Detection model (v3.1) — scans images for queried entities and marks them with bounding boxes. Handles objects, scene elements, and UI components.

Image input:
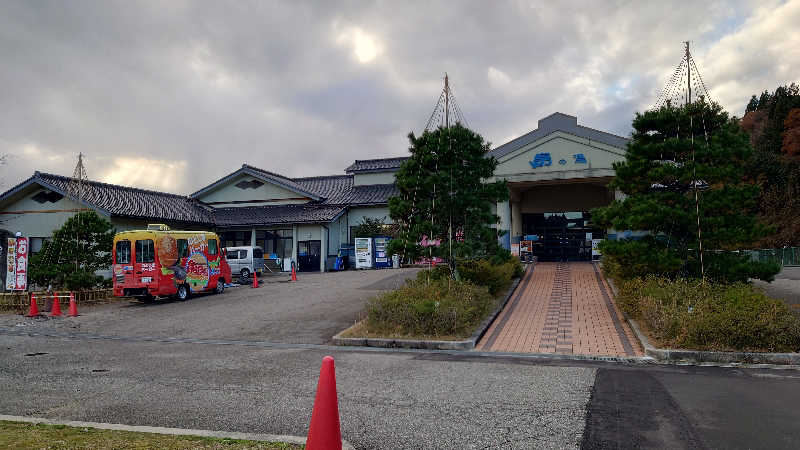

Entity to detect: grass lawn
[0,420,303,449]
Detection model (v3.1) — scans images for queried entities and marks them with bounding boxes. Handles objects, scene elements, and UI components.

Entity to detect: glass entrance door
[522,212,601,262]
[297,240,321,272]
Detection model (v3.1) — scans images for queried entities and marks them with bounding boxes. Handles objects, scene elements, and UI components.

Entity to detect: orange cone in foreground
[306,356,342,450]
[252,271,259,288]
[68,292,79,317]
[26,294,40,317]
[50,292,62,317]
[290,263,297,282]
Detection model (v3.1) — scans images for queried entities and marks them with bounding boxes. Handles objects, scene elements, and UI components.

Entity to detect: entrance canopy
[488,113,629,259]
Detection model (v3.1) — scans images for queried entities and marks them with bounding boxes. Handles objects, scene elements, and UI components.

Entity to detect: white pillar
[497,200,510,249]
[320,224,327,272]
[291,225,298,264]
[250,229,256,247]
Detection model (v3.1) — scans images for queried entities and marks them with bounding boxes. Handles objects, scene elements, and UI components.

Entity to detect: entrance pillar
[320,224,327,272]
[510,189,522,239]
[497,200,511,249]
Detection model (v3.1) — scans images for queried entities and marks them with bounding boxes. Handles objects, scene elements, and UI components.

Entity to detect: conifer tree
[388,124,508,263]
[594,100,779,282]
[28,211,115,289]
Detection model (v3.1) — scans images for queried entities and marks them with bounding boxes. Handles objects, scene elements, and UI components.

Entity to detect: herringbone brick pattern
[476,262,642,357]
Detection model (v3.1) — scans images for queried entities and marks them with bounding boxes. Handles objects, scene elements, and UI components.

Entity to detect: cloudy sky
[1,0,798,194]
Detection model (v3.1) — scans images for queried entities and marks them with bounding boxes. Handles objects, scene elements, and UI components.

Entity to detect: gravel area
[0,269,420,344]
[753,267,800,309]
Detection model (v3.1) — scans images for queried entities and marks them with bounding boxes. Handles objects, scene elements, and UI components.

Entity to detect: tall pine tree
[594,100,779,282]
[388,124,508,264]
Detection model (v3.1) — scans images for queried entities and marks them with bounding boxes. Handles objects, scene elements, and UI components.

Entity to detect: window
[30,237,44,254]
[226,249,238,260]
[220,231,248,247]
[239,249,248,259]
[255,229,292,259]
[115,240,131,264]
[208,239,218,255]
[253,248,264,259]
[177,239,188,259]
[135,240,154,263]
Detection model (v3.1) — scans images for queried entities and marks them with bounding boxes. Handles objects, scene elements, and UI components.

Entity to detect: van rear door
[134,238,157,290]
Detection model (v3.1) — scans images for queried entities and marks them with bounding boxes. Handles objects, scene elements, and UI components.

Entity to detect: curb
[0,414,356,450]
[605,277,800,366]
[332,265,528,350]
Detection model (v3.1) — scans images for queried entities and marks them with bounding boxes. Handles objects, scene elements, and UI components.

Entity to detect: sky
[1,0,798,195]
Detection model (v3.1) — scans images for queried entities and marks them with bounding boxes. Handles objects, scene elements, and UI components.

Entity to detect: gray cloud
[0,0,796,194]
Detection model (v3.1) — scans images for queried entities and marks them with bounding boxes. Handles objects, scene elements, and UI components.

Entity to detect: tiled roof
[293,175,353,203]
[293,175,398,206]
[489,112,630,160]
[1,172,213,224]
[344,157,409,173]
[213,204,346,227]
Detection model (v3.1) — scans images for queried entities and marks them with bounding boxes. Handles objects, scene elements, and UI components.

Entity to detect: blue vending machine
[373,236,392,268]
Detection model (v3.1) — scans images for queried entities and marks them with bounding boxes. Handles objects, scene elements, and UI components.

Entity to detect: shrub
[458,259,519,295]
[366,278,494,337]
[618,276,800,352]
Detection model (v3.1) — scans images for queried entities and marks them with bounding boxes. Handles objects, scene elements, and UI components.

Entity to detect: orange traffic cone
[252,270,259,288]
[50,292,62,317]
[290,263,297,282]
[26,294,40,317]
[306,356,342,450]
[68,292,79,317]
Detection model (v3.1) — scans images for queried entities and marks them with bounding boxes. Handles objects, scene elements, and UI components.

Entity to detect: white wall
[353,171,396,186]
[197,173,311,207]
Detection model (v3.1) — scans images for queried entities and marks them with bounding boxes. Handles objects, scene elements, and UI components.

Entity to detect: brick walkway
[476,262,642,357]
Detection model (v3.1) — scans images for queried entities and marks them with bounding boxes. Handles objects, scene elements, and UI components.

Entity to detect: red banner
[14,237,28,291]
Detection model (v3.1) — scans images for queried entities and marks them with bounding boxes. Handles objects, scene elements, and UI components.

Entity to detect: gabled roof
[190,164,322,201]
[0,172,213,224]
[213,204,346,227]
[489,113,630,160]
[345,157,409,174]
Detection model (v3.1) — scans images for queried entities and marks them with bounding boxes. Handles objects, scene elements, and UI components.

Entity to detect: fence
[0,289,114,314]
[742,247,800,267]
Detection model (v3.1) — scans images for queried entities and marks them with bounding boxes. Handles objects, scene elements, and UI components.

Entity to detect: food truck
[112,224,231,301]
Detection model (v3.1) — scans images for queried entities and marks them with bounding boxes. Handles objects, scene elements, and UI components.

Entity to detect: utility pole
[685,41,691,104]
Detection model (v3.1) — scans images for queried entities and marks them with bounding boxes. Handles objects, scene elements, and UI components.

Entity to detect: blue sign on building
[529,152,552,168]
[573,153,587,164]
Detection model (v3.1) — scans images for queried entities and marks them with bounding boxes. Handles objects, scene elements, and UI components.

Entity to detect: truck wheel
[176,284,189,301]
[240,268,250,279]
[215,279,225,294]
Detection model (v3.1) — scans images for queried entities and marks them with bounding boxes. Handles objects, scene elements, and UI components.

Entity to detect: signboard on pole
[5,237,28,291]
[15,237,28,290]
[5,238,16,291]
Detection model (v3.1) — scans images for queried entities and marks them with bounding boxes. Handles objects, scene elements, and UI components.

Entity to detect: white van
[224,246,265,279]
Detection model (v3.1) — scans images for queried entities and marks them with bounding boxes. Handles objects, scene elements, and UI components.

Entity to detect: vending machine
[354,237,373,269]
[373,236,391,269]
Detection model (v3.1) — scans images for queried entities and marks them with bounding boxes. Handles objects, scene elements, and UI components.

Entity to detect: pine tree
[28,211,116,290]
[388,124,508,264]
[593,100,779,282]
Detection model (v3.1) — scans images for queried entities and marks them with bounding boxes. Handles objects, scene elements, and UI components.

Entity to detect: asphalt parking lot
[0,268,420,344]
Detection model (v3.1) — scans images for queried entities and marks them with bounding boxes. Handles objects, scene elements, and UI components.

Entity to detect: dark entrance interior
[522,212,604,262]
[297,240,321,272]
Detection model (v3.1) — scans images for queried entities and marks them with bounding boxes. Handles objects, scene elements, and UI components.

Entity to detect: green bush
[366,278,494,337]
[458,258,521,295]
[415,258,524,295]
[618,276,800,352]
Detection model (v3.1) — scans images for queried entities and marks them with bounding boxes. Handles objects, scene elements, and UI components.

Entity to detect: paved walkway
[477,262,642,357]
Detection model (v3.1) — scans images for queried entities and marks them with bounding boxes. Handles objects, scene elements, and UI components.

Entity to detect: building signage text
[529,152,588,169]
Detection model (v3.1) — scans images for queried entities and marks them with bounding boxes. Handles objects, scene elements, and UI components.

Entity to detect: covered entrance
[297,240,321,272]
[487,113,630,259]
[523,211,605,262]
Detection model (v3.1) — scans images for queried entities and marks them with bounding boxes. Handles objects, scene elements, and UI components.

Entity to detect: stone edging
[0,414,355,450]
[605,277,800,366]
[332,265,528,350]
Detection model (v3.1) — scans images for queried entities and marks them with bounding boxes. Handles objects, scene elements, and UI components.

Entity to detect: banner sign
[5,237,28,291]
[5,238,16,290]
